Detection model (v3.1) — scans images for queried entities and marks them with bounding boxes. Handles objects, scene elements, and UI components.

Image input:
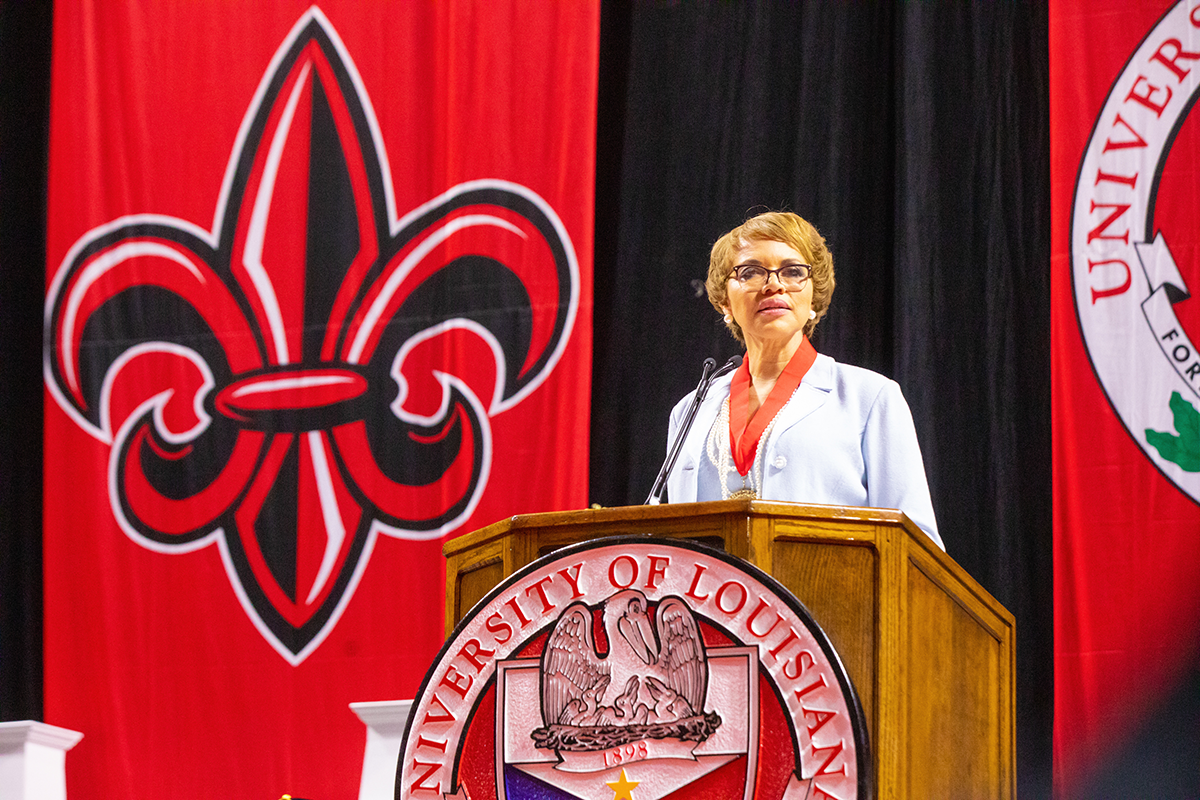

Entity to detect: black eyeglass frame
[730,263,812,288]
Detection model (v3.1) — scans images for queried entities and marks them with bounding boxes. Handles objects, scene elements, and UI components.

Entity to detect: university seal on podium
[395,538,870,800]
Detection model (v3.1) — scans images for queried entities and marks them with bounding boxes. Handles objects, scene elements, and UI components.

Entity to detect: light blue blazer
[666,353,943,549]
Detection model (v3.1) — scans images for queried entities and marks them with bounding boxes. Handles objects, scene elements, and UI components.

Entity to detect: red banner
[1052,0,1200,794]
[43,3,596,795]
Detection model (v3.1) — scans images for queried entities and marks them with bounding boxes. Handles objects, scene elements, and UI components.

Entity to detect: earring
[724,314,732,323]
[809,310,817,320]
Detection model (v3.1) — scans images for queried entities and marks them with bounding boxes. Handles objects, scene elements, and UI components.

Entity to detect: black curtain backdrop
[590,2,1051,797]
[1,1,1055,797]
[0,0,51,725]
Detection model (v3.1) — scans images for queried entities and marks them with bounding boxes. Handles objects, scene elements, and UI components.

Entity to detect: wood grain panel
[906,557,1003,800]
[770,536,879,742]
[455,559,503,625]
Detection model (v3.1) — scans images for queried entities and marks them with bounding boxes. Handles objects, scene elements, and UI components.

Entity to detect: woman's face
[722,238,814,350]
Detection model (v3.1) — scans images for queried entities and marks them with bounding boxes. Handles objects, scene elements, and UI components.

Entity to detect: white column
[350,700,412,800]
[0,721,83,800]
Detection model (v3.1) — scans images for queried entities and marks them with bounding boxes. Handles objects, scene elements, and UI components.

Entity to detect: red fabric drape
[1052,0,1200,794]
[43,2,597,795]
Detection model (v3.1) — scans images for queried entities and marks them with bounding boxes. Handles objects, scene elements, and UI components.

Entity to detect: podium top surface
[446,498,925,553]
[442,499,1007,624]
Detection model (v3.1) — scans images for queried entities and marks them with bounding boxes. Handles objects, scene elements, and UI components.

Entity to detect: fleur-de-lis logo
[43,9,579,663]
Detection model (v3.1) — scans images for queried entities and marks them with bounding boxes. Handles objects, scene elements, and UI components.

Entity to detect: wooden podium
[442,499,1015,799]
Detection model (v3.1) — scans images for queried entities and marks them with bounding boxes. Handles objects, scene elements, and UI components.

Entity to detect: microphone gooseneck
[646,354,742,505]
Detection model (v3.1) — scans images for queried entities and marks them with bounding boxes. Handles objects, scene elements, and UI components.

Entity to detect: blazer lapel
[770,353,834,439]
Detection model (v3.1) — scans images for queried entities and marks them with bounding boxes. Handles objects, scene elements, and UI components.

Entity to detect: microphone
[646,354,742,505]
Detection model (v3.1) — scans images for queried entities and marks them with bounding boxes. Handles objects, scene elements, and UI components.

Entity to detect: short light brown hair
[706,211,835,344]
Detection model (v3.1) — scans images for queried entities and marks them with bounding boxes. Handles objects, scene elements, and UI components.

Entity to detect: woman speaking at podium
[665,211,942,549]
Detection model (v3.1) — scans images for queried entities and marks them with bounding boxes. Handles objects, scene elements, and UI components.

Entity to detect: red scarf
[728,337,818,476]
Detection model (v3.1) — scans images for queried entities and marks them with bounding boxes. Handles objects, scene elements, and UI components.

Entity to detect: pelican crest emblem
[399,539,869,800]
[534,589,721,751]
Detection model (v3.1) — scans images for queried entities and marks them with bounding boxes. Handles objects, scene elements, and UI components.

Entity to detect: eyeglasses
[730,264,811,290]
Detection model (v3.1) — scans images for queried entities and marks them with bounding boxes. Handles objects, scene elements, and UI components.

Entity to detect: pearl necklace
[706,393,792,500]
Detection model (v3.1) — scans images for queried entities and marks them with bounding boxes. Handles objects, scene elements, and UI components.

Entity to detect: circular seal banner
[1072,0,1200,498]
[395,537,870,800]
